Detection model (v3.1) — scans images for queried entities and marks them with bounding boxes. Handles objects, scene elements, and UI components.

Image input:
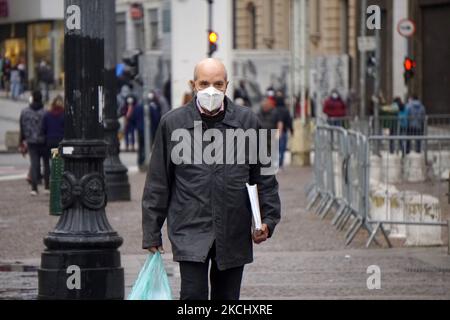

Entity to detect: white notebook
[246,183,263,231]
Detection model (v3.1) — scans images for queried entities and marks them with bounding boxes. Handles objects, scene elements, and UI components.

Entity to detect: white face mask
[197,86,225,113]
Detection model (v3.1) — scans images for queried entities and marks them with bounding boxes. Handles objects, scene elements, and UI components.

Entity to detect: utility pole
[374,28,381,134]
[359,0,368,118]
[38,0,124,299]
[104,0,131,201]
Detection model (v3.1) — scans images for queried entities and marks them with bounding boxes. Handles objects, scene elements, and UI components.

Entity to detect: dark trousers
[179,244,244,301]
[279,132,288,168]
[28,143,50,191]
[137,131,145,167]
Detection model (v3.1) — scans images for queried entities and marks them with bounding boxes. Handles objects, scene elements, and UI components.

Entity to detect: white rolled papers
[246,183,263,231]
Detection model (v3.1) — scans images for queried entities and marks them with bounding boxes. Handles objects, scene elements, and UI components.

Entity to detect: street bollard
[49,148,63,216]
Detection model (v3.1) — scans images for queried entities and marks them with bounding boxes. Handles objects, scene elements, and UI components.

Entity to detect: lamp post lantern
[38,0,124,300]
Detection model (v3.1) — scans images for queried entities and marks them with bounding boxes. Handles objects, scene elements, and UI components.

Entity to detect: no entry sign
[397,19,416,38]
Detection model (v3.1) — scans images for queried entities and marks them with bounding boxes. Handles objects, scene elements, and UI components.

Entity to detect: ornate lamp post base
[38,250,124,300]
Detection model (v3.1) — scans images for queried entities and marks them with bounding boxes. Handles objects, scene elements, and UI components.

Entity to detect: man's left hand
[253,224,269,244]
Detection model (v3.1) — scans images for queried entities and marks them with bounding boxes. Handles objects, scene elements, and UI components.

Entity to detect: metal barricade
[307,125,377,245]
[369,115,450,138]
[363,135,450,252]
[307,123,450,252]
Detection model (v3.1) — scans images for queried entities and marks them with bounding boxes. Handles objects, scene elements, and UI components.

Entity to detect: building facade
[232,0,292,105]
[116,0,171,101]
[0,0,64,88]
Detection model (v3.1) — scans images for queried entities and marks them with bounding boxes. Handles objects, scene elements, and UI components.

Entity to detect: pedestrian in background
[406,95,426,153]
[19,91,49,196]
[148,91,162,142]
[2,58,11,96]
[323,89,347,126]
[274,92,293,170]
[258,97,277,130]
[121,95,137,152]
[10,66,21,100]
[37,61,52,103]
[234,80,252,108]
[395,97,409,155]
[380,97,400,153]
[129,98,145,170]
[42,95,65,158]
[18,61,27,96]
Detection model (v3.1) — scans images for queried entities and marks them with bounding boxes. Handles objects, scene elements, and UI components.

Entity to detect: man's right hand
[148,246,165,254]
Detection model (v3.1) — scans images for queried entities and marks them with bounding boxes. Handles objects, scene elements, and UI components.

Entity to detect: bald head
[190,58,229,97]
[193,58,228,82]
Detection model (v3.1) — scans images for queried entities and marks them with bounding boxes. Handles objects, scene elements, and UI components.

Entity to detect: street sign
[358,36,376,52]
[397,19,416,38]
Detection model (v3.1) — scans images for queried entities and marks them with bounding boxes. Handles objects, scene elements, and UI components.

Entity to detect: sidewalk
[1,166,450,300]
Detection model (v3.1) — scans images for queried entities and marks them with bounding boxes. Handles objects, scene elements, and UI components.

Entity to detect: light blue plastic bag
[128,252,173,300]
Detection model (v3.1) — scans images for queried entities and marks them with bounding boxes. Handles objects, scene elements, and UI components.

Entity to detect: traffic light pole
[38,0,124,300]
[207,0,213,57]
[104,0,131,202]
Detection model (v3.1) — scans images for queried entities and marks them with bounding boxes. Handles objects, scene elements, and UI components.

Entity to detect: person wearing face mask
[142,58,281,301]
[323,89,347,126]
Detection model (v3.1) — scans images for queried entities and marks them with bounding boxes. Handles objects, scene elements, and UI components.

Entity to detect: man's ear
[189,80,195,92]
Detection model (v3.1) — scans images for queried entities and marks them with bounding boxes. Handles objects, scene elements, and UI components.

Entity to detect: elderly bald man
[142,58,281,300]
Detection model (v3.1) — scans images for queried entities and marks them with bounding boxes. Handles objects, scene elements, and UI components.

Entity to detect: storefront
[0,0,64,89]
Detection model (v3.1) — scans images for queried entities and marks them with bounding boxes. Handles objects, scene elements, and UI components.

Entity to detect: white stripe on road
[0,174,27,182]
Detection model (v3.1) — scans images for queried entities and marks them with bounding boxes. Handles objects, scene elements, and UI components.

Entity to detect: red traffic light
[404,57,416,71]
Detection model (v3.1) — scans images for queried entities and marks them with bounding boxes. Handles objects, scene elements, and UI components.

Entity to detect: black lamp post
[104,0,131,202]
[38,0,124,300]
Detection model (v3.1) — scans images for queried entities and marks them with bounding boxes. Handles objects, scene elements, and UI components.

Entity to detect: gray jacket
[20,103,45,145]
[142,97,281,271]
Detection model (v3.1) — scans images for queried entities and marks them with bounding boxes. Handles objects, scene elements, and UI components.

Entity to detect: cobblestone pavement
[1,166,450,300]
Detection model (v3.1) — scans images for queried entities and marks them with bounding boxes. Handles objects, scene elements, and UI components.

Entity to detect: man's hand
[19,142,28,157]
[252,224,270,244]
[148,246,165,254]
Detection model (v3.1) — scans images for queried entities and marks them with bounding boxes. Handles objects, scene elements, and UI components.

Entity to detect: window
[116,12,126,61]
[162,9,171,33]
[247,2,256,49]
[149,9,159,50]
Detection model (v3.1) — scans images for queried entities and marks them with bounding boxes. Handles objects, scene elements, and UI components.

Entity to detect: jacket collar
[183,96,241,129]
